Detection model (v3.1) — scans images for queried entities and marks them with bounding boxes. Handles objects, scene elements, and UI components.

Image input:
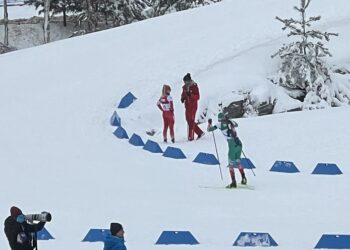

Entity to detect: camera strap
[32,231,38,250]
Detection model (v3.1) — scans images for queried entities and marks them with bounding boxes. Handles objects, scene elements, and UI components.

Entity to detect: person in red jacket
[181,73,204,141]
[157,84,175,143]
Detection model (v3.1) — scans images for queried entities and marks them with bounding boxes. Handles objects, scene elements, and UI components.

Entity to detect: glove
[208,119,212,125]
[181,97,184,103]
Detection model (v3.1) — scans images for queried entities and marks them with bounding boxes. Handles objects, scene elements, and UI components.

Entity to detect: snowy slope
[1,0,350,249]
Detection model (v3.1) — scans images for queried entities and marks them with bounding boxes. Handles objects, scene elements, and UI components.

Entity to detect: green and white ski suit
[207,119,242,167]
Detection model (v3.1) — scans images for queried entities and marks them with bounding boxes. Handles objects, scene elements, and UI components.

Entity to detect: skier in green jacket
[207,112,247,188]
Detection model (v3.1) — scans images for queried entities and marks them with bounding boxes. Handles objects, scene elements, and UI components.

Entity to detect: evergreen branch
[306,30,324,39]
[271,43,296,58]
[293,6,302,12]
[307,15,321,22]
[304,0,311,9]
[276,16,299,26]
[288,31,301,37]
[324,32,338,41]
[315,42,332,57]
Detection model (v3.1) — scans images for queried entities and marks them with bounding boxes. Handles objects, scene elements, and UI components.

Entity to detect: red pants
[163,112,174,140]
[185,108,203,140]
[229,165,245,180]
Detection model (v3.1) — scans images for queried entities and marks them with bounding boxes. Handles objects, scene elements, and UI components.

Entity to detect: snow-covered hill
[1,1,350,249]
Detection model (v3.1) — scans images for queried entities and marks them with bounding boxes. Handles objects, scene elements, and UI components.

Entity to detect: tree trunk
[104,0,108,25]
[301,0,307,56]
[43,0,51,43]
[85,0,92,32]
[63,0,67,27]
[3,0,9,46]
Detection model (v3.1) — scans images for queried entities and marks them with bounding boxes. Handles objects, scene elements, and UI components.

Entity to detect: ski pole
[242,149,256,176]
[212,131,223,180]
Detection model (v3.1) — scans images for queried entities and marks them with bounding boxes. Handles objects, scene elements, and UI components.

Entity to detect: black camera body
[25,212,52,222]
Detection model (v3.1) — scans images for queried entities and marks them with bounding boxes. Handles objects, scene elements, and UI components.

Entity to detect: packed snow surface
[1,0,350,249]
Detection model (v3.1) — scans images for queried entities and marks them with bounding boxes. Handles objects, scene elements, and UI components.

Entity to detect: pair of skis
[199,184,255,190]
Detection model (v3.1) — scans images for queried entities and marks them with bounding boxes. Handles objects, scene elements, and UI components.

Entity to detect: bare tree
[3,0,9,45]
[43,0,51,43]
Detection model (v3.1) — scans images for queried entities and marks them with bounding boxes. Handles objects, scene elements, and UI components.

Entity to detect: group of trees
[21,0,222,34]
[1,0,221,48]
[2,0,350,108]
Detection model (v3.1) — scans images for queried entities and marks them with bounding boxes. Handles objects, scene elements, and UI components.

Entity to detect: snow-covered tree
[114,0,152,24]
[25,0,222,35]
[272,0,350,108]
[96,0,117,25]
[51,0,80,26]
[75,0,118,32]
[25,0,79,26]
[152,0,221,16]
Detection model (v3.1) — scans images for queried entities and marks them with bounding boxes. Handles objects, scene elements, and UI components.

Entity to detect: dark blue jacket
[4,216,45,250]
[103,234,127,250]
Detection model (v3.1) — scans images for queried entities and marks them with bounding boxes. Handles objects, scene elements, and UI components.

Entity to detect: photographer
[4,206,46,250]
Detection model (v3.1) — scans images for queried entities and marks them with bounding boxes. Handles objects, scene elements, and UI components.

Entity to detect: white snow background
[0,4,38,19]
[1,0,350,249]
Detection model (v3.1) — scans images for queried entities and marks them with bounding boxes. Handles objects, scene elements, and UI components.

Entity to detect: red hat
[10,206,23,218]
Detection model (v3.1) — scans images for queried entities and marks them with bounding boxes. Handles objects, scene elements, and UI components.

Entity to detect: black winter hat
[110,223,123,235]
[183,73,192,82]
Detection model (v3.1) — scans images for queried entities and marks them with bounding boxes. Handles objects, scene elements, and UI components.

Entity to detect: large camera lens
[25,212,52,222]
[44,212,52,222]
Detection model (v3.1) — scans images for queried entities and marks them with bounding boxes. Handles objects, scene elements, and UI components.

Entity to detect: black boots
[226,175,247,189]
[226,180,237,188]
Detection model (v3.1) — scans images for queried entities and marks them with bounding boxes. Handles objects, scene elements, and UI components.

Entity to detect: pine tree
[272,0,350,108]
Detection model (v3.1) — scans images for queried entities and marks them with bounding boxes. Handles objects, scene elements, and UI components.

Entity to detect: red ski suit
[181,82,203,140]
[157,95,175,140]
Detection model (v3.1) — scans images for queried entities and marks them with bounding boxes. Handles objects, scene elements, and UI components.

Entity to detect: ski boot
[171,138,175,143]
[241,177,247,185]
[164,138,167,143]
[197,132,205,140]
[226,180,237,189]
